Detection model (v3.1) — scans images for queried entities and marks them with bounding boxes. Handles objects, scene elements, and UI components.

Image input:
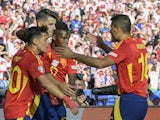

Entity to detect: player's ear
[32,38,39,45]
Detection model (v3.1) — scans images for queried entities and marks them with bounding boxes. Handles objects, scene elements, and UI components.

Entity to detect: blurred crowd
[0,0,160,92]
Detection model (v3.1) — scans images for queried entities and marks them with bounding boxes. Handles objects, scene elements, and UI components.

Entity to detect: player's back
[110,37,148,98]
[4,49,33,119]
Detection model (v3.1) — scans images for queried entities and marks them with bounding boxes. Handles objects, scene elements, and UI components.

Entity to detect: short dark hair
[111,14,131,34]
[56,21,69,31]
[76,73,84,80]
[36,8,60,22]
[16,26,48,45]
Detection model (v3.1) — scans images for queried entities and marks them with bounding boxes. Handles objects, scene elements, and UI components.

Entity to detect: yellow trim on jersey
[114,40,123,49]
[127,63,133,86]
[26,102,32,118]
[30,50,43,65]
[17,76,28,99]
[114,96,122,120]
[48,52,52,58]
[17,117,23,120]
[60,58,67,68]
[117,87,121,94]
[13,56,22,62]
[30,94,41,118]
[136,44,146,49]
[36,55,43,65]
[61,117,66,120]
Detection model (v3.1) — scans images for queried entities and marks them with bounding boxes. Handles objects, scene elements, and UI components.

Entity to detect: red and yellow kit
[43,45,77,104]
[107,37,148,98]
[4,48,46,119]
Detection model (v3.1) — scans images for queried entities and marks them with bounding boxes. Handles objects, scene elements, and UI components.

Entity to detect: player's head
[16,26,48,53]
[36,8,60,37]
[110,14,131,42]
[53,21,70,47]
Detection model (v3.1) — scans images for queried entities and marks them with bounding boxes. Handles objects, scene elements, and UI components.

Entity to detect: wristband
[63,95,77,109]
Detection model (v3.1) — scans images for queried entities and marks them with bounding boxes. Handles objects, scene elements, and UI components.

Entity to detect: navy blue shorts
[48,104,66,120]
[32,93,66,120]
[31,93,51,120]
[111,93,148,120]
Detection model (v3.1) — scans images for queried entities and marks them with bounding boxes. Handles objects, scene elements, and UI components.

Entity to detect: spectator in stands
[74,73,95,106]
[148,77,160,106]
[100,23,109,34]
[70,15,82,33]
[149,57,159,90]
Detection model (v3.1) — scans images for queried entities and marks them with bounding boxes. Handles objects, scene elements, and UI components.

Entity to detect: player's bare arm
[46,73,75,98]
[55,46,115,68]
[37,74,79,115]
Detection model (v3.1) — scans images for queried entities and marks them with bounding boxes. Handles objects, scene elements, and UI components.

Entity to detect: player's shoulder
[12,49,29,62]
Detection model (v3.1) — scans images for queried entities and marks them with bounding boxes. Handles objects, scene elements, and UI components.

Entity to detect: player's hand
[59,83,75,98]
[85,33,104,48]
[63,95,79,115]
[55,46,74,59]
[71,107,79,115]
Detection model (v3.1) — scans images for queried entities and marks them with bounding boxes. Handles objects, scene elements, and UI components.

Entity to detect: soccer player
[34,9,77,120]
[42,21,77,120]
[4,26,78,120]
[55,14,148,120]
[35,8,75,97]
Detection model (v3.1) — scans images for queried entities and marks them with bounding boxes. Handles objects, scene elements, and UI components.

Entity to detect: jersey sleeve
[107,43,126,64]
[41,53,51,73]
[27,55,45,80]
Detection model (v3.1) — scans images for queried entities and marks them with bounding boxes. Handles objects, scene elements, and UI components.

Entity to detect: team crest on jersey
[38,66,45,73]
[51,60,60,67]
[14,56,21,62]
[60,58,67,68]
[108,52,117,57]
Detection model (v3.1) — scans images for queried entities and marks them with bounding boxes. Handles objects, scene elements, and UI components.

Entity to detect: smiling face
[54,30,70,47]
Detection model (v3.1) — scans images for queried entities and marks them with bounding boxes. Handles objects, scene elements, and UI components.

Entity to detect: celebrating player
[55,14,148,120]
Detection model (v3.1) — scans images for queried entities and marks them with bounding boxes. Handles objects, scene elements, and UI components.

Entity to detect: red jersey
[4,49,46,119]
[42,45,77,104]
[107,37,148,98]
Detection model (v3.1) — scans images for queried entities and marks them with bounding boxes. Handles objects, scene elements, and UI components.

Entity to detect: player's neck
[29,46,40,55]
[120,34,131,41]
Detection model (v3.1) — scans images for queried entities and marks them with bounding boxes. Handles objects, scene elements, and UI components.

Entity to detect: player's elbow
[94,60,107,68]
[37,75,51,89]
[95,63,106,69]
[95,58,114,68]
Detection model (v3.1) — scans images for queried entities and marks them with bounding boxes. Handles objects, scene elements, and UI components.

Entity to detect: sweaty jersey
[4,48,46,119]
[107,37,148,98]
[42,45,77,104]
